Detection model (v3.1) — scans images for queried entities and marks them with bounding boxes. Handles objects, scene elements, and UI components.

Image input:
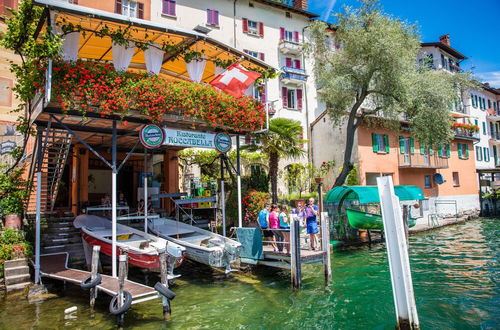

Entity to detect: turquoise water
[0,218,498,329]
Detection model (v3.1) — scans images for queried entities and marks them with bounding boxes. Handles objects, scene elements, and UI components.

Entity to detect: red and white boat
[74,215,185,271]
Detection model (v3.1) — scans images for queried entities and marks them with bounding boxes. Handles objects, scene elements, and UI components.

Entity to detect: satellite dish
[434,173,444,185]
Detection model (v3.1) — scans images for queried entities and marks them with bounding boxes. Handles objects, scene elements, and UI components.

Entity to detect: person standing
[305,198,319,250]
[258,203,276,250]
[279,205,290,254]
[269,204,282,252]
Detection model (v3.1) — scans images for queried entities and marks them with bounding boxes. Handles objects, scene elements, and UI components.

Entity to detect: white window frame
[247,50,259,58]
[122,0,138,18]
[286,88,297,110]
[284,30,294,42]
[247,20,259,35]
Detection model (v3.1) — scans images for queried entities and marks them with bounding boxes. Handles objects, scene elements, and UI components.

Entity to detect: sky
[308,0,500,87]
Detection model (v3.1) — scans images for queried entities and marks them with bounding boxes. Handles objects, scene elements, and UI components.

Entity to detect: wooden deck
[40,253,159,300]
[258,246,325,269]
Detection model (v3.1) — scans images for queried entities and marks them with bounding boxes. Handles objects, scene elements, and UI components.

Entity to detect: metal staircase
[26,127,72,214]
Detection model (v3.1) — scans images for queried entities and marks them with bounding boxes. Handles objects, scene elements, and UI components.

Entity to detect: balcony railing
[280,67,307,85]
[453,127,480,140]
[278,40,302,55]
[490,132,500,141]
[398,153,449,169]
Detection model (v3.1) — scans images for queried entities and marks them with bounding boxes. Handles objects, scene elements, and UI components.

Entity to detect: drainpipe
[233,0,237,47]
[302,25,312,163]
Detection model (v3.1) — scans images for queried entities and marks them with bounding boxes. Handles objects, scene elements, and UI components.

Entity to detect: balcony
[278,40,302,55]
[489,132,500,144]
[398,153,449,169]
[280,67,307,85]
[453,125,480,141]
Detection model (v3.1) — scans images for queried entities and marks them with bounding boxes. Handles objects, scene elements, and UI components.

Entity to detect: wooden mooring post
[90,245,101,309]
[290,217,301,290]
[159,250,171,321]
[321,212,332,285]
[117,251,128,327]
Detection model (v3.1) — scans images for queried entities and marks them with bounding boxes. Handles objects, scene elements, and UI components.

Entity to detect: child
[279,205,290,254]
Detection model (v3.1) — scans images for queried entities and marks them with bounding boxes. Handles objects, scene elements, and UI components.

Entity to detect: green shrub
[0,169,28,218]
[0,228,33,278]
[242,170,269,192]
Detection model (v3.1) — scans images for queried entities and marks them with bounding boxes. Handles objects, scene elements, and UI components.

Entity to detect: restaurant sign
[163,128,232,153]
[139,124,164,149]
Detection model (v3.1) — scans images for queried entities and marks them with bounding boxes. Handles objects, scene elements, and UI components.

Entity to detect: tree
[305,0,477,187]
[253,118,306,203]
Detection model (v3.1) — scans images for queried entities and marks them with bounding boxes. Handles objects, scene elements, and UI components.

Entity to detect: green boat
[346,208,417,230]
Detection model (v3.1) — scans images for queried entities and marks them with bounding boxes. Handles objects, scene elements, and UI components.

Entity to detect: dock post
[159,250,171,320]
[117,251,128,326]
[321,212,332,285]
[90,245,101,309]
[290,217,301,290]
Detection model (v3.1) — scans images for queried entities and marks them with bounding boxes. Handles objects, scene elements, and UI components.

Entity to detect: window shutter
[483,122,486,135]
[285,57,292,67]
[384,134,390,153]
[420,142,425,155]
[162,0,168,14]
[457,143,462,158]
[138,2,144,19]
[259,53,265,61]
[207,9,213,24]
[438,144,443,157]
[297,89,303,110]
[260,84,266,103]
[280,27,285,40]
[372,133,379,152]
[429,145,434,155]
[170,1,176,16]
[294,59,301,69]
[115,0,123,14]
[410,137,415,154]
[242,18,248,33]
[258,22,264,37]
[293,31,299,42]
[483,147,487,161]
[465,144,469,158]
[399,136,405,154]
[446,144,451,158]
[476,146,482,161]
[214,10,219,26]
[282,87,288,108]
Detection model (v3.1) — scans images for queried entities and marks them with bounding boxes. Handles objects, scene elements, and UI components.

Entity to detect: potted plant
[0,169,27,230]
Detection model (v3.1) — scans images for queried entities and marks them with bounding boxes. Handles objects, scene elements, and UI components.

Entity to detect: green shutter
[429,145,434,155]
[465,144,469,158]
[438,144,443,157]
[372,133,379,152]
[410,137,414,154]
[446,144,451,158]
[384,134,390,153]
[420,141,425,155]
[483,122,487,135]
[458,143,462,158]
[484,147,487,161]
[399,136,405,154]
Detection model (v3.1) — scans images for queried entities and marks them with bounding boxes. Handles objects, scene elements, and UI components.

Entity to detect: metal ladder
[26,128,72,214]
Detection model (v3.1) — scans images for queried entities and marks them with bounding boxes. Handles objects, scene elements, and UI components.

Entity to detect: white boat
[74,215,185,272]
[148,218,241,271]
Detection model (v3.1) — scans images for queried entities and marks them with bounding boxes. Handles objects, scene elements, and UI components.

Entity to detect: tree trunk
[269,152,279,203]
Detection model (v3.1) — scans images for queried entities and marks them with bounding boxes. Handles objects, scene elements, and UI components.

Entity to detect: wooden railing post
[290,216,301,290]
[159,249,171,320]
[90,245,101,309]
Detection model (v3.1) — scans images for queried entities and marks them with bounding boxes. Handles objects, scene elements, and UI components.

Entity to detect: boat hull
[346,208,416,230]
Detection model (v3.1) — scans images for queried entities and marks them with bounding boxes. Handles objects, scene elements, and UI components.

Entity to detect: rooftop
[420,42,467,60]
[253,0,319,18]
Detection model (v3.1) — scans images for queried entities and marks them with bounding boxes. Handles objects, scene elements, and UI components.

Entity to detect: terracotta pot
[4,214,22,230]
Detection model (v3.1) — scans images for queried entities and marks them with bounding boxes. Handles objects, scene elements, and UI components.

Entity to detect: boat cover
[235,228,264,263]
[325,185,424,205]
[74,214,112,229]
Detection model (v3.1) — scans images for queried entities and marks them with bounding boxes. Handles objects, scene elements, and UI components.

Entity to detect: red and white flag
[210,63,261,98]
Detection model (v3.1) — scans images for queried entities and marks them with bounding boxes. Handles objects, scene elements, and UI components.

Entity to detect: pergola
[31,0,275,281]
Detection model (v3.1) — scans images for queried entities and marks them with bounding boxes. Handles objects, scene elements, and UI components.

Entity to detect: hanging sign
[163,128,232,153]
[139,124,164,149]
[214,133,232,153]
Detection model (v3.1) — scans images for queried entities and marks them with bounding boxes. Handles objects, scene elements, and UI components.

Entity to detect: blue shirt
[258,209,269,228]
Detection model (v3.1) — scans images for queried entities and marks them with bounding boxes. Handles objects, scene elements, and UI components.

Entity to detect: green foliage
[0,228,33,278]
[0,168,28,217]
[282,161,335,197]
[242,170,269,192]
[346,164,359,186]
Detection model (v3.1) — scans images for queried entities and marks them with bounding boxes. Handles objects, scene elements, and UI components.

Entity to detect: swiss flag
[210,63,261,98]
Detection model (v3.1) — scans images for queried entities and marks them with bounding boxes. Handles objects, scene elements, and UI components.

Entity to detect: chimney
[439,34,450,46]
[293,0,308,10]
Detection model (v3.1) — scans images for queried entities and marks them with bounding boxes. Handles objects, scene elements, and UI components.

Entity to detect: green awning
[325,185,424,204]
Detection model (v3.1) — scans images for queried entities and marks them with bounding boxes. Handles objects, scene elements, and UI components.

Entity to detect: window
[280,28,300,43]
[419,54,434,69]
[452,172,460,186]
[243,49,265,61]
[284,57,301,69]
[282,87,302,110]
[483,122,487,135]
[243,19,263,36]
[488,99,492,109]
[116,0,144,19]
[484,147,490,162]
[424,175,432,189]
[372,133,390,154]
[250,164,263,175]
[207,9,219,26]
[162,0,176,16]
[457,143,469,159]
[476,146,482,161]
[475,95,479,108]
[494,146,499,166]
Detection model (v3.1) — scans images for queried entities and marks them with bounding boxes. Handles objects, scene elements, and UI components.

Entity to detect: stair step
[5,273,31,286]
[3,258,28,268]
[6,281,31,293]
[4,265,30,277]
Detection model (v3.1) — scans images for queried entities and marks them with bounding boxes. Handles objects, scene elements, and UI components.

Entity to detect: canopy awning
[325,185,424,204]
[34,0,276,82]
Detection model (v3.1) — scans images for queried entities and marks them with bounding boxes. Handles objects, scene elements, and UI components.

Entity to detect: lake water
[0,218,498,329]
